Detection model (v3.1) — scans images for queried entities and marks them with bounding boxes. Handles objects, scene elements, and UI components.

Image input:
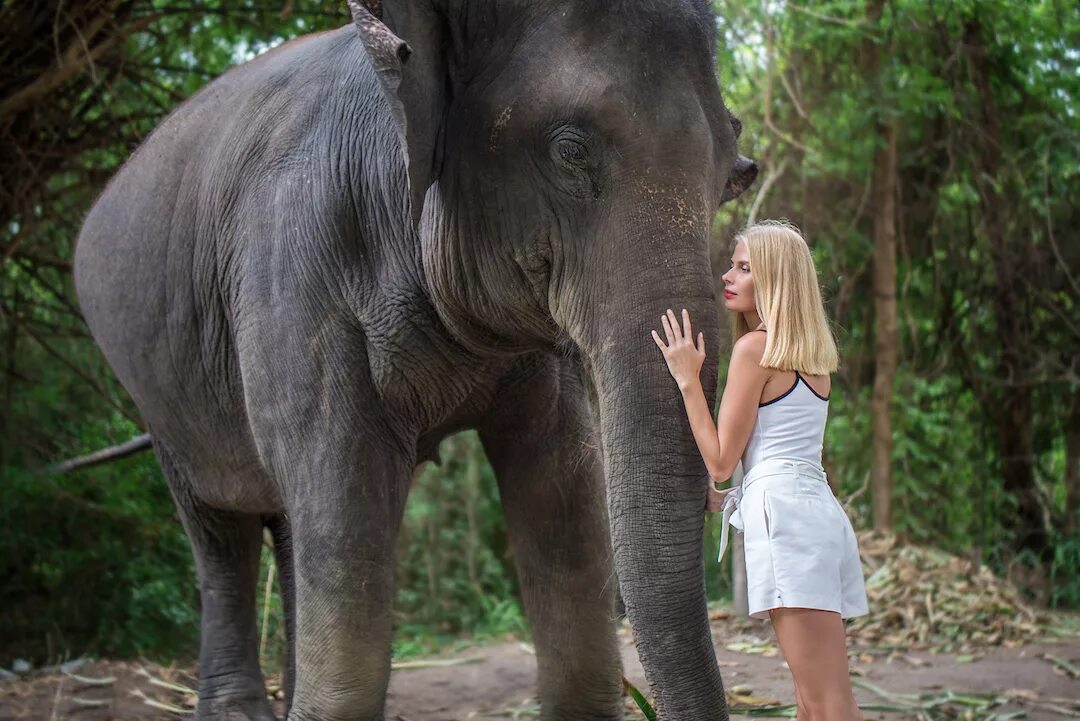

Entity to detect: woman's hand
[650,308,705,390]
[706,483,737,513]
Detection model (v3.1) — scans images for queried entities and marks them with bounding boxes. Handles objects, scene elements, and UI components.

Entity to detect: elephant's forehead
[525,4,715,90]
[547,0,717,57]
[470,30,712,136]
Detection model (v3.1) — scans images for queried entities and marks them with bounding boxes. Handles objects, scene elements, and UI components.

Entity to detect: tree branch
[45,432,152,474]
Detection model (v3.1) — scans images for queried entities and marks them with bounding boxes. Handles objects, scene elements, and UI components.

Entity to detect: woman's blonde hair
[730,220,839,375]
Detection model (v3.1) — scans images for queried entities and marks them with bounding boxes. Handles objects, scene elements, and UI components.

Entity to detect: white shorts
[718,458,869,621]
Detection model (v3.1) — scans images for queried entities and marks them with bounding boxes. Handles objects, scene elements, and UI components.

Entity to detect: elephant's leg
[478,358,624,721]
[154,444,273,721]
[282,438,413,721]
[266,514,296,714]
[236,307,419,720]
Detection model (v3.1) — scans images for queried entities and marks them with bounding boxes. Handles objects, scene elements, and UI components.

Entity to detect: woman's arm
[652,309,769,484]
[715,336,770,480]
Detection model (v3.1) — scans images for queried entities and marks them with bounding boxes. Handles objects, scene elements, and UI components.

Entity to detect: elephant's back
[74,23,387,347]
[77,23,378,252]
[74,23,381,306]
[72,24,390,494]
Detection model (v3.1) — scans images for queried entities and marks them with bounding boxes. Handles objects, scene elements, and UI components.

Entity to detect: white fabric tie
[716,485,744,563]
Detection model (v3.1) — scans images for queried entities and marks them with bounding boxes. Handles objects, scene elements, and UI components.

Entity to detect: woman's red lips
[723,290,736,298]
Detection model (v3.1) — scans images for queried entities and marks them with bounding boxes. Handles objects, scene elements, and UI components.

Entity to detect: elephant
[72,0,757,719]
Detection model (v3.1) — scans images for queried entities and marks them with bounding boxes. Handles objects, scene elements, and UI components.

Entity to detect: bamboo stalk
[62,671,116,685]
[70,697,110,708]
[258,556,277,667]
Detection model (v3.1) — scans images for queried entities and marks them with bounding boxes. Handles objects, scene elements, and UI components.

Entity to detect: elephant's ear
[348,0,447,230]
[720,155,758,204]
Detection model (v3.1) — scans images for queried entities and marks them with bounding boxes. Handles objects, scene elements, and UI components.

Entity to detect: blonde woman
[651,220,869,721]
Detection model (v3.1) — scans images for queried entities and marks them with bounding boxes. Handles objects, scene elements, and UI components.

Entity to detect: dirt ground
[3,611,1078,721]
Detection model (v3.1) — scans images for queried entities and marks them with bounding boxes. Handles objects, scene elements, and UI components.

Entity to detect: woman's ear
[348,0,448,230]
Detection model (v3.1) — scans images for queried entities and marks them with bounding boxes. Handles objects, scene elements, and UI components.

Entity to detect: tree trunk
[964,18,1048,559]
[870,121,898,532]
[2,285,17,470]
[1064,387,1080,534]
[864,0,897,531]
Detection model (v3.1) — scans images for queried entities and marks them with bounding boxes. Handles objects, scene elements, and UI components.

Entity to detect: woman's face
[721,239,756,314]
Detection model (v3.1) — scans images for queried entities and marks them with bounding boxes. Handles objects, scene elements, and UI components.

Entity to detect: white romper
[716,360,869,621]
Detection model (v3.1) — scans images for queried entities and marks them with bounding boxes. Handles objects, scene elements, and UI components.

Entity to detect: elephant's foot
[540,701,624,721]
[285,703,385,721]
[196,688,277,721]
[196,682,276,721]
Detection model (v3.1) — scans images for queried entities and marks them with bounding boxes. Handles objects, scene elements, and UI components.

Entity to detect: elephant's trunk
[581,272,728,719]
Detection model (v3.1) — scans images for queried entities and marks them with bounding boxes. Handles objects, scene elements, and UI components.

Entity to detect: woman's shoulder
[732,330,768,367]
[733,329,768,356]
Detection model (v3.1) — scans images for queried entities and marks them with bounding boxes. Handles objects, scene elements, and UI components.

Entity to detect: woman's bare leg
[769,608,863,721]
[792,675,807,720]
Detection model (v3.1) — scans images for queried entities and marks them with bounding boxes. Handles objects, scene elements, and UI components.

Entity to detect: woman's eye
[557,138,588,164]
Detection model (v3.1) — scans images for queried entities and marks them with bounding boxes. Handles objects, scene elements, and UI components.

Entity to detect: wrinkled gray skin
[73,1,757,719]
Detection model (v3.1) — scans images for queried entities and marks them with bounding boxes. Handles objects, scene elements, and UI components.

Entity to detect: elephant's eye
[543,126,598,200]
[556,138,588,165]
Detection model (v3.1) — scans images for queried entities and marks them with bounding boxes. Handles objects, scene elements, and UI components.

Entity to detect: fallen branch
[45,433,152,474]
[390,657,484,670]
[1043,654,1080,679]
[48,677,64,721]
[852,678,1028,720]
[130,688,192,715]
[62,670,116,686]
[135,666,196,696]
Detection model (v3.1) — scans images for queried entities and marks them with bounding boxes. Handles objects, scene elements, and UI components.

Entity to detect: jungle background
[1,0,1077,708]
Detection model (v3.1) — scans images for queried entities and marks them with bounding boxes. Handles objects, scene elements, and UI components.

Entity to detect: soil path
[3,614,1077,720]
[383,616,1078,721]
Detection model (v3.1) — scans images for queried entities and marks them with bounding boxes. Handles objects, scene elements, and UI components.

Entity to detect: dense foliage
[705,0,1079,602]
[2,0,1077,665]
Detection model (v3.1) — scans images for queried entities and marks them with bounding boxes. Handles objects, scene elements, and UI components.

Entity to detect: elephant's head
[351,0,756,716]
